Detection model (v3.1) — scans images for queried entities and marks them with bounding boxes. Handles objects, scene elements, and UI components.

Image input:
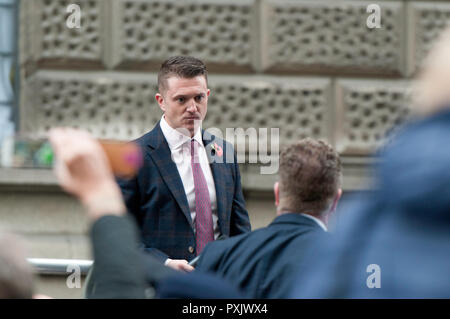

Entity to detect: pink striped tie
[191,139,214,255]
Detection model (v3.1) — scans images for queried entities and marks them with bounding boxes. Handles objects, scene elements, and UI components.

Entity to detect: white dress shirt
[159,115,220,242]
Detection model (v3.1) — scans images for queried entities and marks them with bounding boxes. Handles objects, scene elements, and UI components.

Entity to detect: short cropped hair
[279,138,342,215]
[157,56,208,93]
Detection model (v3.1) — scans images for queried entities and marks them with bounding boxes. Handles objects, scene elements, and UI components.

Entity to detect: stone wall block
[20,0,106,72]
[335,79,411,155]
[204,75,333,151]
[262,0,405,76]
[0,191,89,234]
[24,234,91,259]
[110,0,257,71]
[21,71,162,140]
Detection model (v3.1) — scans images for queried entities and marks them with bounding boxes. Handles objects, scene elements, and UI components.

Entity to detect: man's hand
[48,128,126,221]
[165,259,195,272]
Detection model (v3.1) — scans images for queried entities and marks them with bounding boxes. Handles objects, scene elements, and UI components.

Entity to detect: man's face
[155,75,210,136]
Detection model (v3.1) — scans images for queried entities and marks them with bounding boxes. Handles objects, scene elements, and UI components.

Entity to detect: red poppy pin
[211,142,223,157]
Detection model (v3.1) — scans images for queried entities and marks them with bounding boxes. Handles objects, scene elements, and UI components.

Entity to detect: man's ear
[330,188,342,213]
[207,89,210,97]
[155,93,165,112]
[274,182,280,207]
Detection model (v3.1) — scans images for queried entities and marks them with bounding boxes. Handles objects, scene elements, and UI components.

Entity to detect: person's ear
[207,89,210,97]
[330,188,342,213]
[155,93,165,112]
[274,182,280,207]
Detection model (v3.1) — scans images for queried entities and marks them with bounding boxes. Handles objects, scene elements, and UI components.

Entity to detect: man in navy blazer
[195,138,342,298]
[118,56,251,271]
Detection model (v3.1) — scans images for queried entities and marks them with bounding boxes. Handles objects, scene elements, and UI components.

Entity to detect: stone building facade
[0,0,449,297]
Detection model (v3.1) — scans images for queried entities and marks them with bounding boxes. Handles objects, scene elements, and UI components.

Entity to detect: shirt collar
[299,213,328,232]
[160,115,203,150]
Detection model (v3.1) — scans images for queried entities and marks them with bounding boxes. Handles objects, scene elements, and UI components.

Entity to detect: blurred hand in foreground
[49,128,125,221]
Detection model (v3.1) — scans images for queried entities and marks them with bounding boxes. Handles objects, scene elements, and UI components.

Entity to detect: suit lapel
[146,123,192,226]
[203,131,229,234]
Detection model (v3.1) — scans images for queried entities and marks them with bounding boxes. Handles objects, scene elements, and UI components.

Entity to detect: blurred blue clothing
[196,213,326,298]
[291,109,450,298]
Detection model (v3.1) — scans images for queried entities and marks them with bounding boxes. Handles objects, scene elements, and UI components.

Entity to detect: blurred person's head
[274,138,342,225]
[413,26,450,117]
[155,56,210,137]
[0,232,34,299]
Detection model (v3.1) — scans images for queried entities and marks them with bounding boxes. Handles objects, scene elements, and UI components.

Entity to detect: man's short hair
[279,138,342,215]
[0,232,34,299]
[157,56,208,93]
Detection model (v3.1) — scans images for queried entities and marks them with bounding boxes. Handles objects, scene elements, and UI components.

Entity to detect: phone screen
[1,136,53,168]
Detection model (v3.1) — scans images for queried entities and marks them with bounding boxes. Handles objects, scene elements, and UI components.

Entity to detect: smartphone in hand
[1,136,143,178]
